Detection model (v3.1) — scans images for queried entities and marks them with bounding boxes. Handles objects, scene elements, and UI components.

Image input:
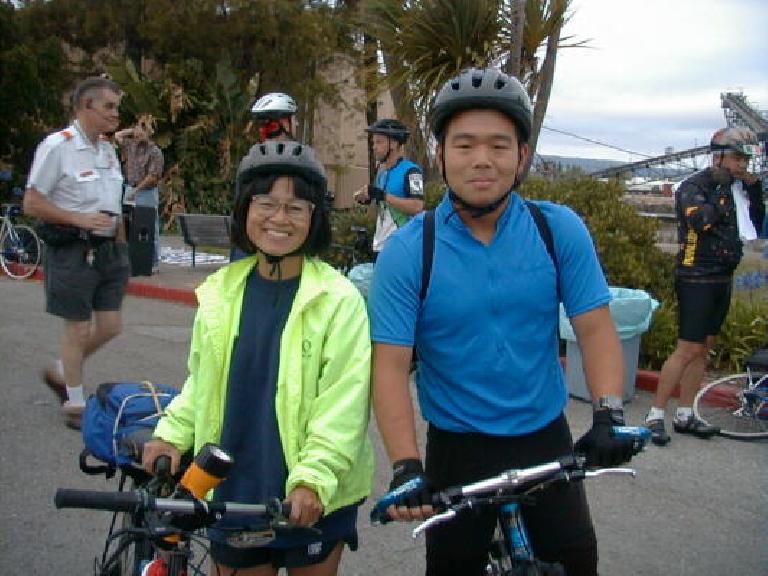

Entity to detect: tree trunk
[363,33,378,184]
[523,16,562,179]
[382,51,431,177]
[502,0,526,78]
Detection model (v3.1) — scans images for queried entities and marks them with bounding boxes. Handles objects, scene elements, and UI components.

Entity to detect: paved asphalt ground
[0,238,766,575]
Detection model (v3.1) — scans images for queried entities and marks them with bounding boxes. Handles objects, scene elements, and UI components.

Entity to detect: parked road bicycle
[57,439,297,576]
[371,426,651,576]
[0,176,40,280]
[694,347,768,440]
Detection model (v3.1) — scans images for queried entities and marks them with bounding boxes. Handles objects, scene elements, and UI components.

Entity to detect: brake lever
[412,509,457,538]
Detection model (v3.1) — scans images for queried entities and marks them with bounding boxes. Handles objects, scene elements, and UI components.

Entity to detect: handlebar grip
[154,455,172,477]
[370,477,426,525]
[54,489,141,512]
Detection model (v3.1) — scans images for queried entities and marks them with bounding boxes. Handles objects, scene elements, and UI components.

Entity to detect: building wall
[312,53,395,209]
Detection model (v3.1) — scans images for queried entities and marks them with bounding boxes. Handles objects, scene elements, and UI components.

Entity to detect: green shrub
[521,177,679,370]
[710,300,768,372]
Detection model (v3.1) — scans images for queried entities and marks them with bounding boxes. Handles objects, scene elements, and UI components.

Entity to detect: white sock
[646,407,665,422]
[676,407,693,421]
[65,386,85,406]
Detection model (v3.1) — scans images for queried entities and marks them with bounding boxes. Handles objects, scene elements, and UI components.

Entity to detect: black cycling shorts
[424,414,597,576]
[675,277,732,343]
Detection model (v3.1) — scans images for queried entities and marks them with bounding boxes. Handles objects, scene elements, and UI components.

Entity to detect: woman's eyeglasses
[251,196,314,221]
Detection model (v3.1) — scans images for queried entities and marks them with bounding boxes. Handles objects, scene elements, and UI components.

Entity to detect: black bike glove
[368,185,386,202]
[389,458,432,508]
[574,409,634,467]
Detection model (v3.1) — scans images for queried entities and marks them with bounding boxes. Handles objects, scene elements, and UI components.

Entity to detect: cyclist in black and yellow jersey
[646,127,765,445]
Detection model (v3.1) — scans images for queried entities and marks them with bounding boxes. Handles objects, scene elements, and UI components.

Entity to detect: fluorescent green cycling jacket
[154,256,374,513]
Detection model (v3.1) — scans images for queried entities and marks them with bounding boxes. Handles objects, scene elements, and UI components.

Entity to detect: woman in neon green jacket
[143,141,374,576]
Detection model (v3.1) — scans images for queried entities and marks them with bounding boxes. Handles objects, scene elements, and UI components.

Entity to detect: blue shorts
[209,503,359,570]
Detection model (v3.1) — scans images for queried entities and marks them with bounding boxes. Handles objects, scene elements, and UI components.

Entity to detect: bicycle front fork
[487,501,534,575]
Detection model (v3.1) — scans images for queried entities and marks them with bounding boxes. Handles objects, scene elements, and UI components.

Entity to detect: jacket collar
[196,255,329,310]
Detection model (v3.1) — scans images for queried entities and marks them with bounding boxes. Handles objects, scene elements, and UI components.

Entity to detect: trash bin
[559,287,659,402]
[347,262,374,301]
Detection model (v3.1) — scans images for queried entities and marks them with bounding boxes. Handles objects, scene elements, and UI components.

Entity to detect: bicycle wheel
[115,507,154,576]
[0,224,40,279]
[694,373,768,440]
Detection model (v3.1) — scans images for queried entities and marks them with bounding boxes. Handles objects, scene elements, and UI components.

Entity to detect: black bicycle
[371,427,650,576]
[57,440,298,576]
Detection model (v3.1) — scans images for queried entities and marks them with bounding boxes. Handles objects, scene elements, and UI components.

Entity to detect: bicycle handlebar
[56,489,142,513]
[407,457,637,539]
[55,488,292,523]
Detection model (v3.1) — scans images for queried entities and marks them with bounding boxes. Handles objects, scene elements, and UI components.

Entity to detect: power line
[541,124,654,159]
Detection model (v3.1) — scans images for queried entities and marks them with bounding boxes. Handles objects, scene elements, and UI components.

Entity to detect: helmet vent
[276,142,285,154]
[494,77,507,90]
[292,145,303,156]
[471,73,483,88]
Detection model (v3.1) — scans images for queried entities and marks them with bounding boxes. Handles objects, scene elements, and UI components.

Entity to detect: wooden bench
[176,213,231,267]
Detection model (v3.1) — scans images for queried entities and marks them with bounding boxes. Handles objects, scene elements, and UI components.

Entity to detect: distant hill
[536,155,623,174]
[535,155,692,179]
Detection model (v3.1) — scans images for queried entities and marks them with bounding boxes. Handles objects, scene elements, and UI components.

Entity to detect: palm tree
[362,0,586,174]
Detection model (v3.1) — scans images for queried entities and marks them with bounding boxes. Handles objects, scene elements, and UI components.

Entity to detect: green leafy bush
[710,300,768,372]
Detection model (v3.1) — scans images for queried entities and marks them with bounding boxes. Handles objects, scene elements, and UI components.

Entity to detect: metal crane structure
[589,91,767,179]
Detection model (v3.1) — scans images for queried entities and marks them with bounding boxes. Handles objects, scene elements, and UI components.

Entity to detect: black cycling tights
[424,415,598,576]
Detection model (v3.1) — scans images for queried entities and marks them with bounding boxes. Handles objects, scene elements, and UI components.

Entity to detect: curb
[126,280,198,306]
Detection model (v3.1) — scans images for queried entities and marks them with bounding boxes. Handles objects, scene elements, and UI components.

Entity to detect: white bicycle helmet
[250,92,298,120]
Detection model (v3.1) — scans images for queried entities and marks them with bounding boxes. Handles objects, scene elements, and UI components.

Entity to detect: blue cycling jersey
[368,192,611,435]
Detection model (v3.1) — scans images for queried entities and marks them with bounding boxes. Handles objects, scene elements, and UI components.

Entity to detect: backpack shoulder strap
[525,200,561,301]
[420,209,436,302]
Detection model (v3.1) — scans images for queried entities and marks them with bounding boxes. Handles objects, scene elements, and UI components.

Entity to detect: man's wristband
[595,395,625,425]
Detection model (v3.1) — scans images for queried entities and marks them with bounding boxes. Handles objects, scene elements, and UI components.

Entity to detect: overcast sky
[536,0,767,161]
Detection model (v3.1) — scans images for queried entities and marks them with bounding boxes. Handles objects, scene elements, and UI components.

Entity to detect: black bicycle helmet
[365,118,410,143]
[430,68,533,142]
[236,140,326,190]
[710,127,760,156]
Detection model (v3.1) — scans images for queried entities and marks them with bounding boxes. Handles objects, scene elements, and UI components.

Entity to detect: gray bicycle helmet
[710,127,760,156]
[250,92,298,120]
[365,118,410,143]
[237,140,326,189]
[430,68,533,142]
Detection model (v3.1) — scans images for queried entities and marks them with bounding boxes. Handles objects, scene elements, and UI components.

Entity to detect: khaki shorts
[44,240,130,321]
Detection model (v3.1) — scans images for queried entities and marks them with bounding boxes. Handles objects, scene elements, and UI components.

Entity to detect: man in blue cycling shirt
[354,119,424,255]
[368,68,636,576]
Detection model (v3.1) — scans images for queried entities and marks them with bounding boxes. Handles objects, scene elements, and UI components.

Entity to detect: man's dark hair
[231,173,331,256]
[71,77,121,110]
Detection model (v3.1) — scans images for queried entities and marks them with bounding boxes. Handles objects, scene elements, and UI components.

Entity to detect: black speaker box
[128,206,155,276]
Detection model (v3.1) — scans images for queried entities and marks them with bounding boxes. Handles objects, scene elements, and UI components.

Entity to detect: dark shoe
[42,367,68,405]
[62,403,83,431]
[647,419,671,446]
[673,415,719,439]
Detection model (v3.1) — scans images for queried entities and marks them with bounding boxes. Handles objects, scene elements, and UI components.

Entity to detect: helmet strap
[448,188,512,218]
[259,119,293,142]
